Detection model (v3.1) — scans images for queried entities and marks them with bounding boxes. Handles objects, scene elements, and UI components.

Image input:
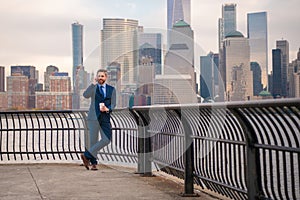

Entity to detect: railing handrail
[133,98,300,109]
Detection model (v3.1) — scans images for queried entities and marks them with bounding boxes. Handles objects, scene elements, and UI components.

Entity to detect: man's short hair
[97,69,108,76]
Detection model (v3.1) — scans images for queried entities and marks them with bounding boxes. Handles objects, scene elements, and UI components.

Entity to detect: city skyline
[0,0,299,83]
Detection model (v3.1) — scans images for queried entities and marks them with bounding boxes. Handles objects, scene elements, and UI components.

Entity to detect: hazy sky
[0,0,299,82]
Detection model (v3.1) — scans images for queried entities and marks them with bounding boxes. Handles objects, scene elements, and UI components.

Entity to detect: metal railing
[0,109,138,163]
[0,99,299,200]
[133,99,300,200]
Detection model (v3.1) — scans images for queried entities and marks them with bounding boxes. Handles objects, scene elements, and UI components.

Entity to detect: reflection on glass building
[218,3,237,49]
[247,12,268,90]
[167,0,191,30]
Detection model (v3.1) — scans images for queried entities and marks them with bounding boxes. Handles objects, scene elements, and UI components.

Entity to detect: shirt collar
[98,83,106,88]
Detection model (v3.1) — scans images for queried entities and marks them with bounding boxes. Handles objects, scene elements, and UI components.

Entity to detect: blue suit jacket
[83,83,116,121]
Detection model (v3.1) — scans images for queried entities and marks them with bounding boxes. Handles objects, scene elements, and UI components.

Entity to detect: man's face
[97,72,107,85]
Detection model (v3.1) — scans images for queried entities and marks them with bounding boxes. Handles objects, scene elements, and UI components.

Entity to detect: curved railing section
[100,109,138,164]
[133,99,300,200]
[0,109,138,164]
[0,110,87,161]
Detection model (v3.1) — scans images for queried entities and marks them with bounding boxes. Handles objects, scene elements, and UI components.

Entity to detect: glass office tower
[247,12,268,90]
[272,49,282,97]
[101,18,139,92]
[276,40,289,97]
[72,22,83,109]
[167,0,191,30]
[72,22,83,83]
[218,4,237,49]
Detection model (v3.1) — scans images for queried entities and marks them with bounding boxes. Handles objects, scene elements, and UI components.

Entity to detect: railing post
[176,109,198,197]
[130,109,152,176]
[231,108,263,200]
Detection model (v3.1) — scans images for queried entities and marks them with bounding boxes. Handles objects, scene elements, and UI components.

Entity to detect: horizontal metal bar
[1,151,83,155]
[254,143,300,153]
[133,98,300,110]
[148,130,184,137]
[192,136,246,145]
[194,173,247,194]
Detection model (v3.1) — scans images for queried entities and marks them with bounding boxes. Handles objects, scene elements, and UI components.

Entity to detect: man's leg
[88,120,100,149]
[88,121,111,160]
[82,120,100,168]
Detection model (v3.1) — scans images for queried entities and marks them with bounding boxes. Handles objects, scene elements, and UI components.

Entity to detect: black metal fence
[0,109,138,163]
[0,99,299,200]
[133,99,300,200]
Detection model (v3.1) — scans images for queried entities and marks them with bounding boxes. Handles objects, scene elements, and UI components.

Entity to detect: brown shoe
[91,164,98,171]
[80,154,90,170]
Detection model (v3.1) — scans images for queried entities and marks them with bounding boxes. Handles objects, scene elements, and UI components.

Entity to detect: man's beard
[98,79,105,84]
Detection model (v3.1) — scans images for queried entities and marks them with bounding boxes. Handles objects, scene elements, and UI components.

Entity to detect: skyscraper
[167,0,191,30]
[250,62,263,96]
[218,4,237,49]
[200,53,215,100]
[72,22,83,84]
[154,20,197,104]
[72,22,83,109]
[272,49,282,97]
[138,32,162,75]
[136,29,162,106]
[218,4,237,101]
[276,40,289,97]
[101,18,139,92]
[221,31,253,101]
[165,20,195,87]
[0,66,4,92]
[247,12,268,90]
[288,48,300,97]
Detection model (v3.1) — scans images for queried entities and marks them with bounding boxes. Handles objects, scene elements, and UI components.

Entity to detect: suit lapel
[105,85,111,98]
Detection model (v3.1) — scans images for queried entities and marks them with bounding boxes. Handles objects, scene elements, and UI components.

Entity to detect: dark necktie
[95,86,101,118]
[100,86,105,98]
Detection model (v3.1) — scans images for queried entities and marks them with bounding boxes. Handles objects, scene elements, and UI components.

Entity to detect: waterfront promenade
[1,99,299,199]
[0,163,221,200]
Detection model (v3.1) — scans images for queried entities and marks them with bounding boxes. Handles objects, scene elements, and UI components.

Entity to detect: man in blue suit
[81,69,116,170]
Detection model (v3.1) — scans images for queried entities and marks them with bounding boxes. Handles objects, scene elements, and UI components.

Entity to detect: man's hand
[100,105,109,112]
[92,77,97,85]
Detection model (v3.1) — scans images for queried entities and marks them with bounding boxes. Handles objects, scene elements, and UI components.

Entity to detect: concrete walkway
[0,163,223,200]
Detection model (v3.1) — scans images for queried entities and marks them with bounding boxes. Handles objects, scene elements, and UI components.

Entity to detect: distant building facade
[44,65,59,91]
[153,74,195,104]
[247,12,268,90]
[200,53,215,100]
[138,32,162,75]
[294,72,300,98]
[276,40,289,97]
[6,76,29,109]
[288,48,300,97]
[0,92,7,110]
[272,49,282,98]
[165,20,196,92]
[250,62,263,96]
[0,66,4,92]
[218,3,237,49]
[10,65,37,109]
[221,31,253,101]
[101,18,139,93]
[106,62,122,108]
[167,0,191,30]
[72,22,84,109]
[36,74,72,110]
